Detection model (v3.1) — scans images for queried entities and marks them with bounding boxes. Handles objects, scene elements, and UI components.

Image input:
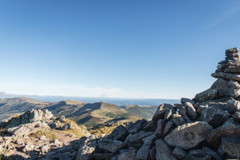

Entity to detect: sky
[0,0,240,99]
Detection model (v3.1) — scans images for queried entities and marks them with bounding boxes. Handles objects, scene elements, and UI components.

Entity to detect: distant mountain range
[0,92,179,106]
[0,97,160,128]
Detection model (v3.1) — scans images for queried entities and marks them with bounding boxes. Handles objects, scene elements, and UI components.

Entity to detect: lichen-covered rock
[193,89,218,103]
[76,136,97,160]
[164,121,213,150]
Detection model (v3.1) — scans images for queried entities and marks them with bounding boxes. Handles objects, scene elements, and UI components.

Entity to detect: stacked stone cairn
[76,48,240,160]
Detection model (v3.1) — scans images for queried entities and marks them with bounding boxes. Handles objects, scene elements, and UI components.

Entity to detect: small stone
[41,144,49,154]
[143,121,157,131]
[162,120,174,136]
[152,104,174,121]
[233,111,240,122]
[155,119,165,137]
[212,72,240,82]
[172,114,185,126]
[185,149,211,160]
[172,147,187,159]
[202,147,221,160]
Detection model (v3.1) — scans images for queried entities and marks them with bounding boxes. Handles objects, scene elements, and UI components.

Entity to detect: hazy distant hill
[120,105,158,120]
[0,97,50,121]
[0,97,159,128]
[47,102,141,128]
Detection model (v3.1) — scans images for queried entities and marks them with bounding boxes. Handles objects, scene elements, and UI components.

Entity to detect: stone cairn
[76,48,240,160]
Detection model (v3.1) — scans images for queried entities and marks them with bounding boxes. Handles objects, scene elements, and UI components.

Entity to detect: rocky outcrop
[74,48,240,160]
[0,109,89,160]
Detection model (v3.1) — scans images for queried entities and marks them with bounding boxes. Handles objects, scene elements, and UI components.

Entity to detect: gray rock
[92,153,114,160]
[177,105,192,123]
[164,121,213,150]
[107,125,128,141]
[211,78,240,98]
[212,72,240,81]
[149,146,156,160]
[136,142,151,160]
[6,109,54,128]
[218,137,240,158]
[224,66,240,73]
[172,114,185,126]
[202,147,221,160]
[143,121,157,131]
[162,120,174,136]
[172,147,186,159]
[200,106,230,128]
[125,131,154,143]
[181,98,194,105]
[193,89,218,103]
[207,119,240,147]
[58,123,72,130]
[184,102,197,119]
[152,104,174,121]
[98,139,123,153]
[118,149,136,160]
[127,119,147,133]
[233,111,240,122]
[76,136,97,160]
[185,149,211,160]
[155,119,165,137]
[155,139,176,160]
[41,144,49,154]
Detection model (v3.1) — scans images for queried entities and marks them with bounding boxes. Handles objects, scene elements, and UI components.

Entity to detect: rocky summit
[1,48,240,160]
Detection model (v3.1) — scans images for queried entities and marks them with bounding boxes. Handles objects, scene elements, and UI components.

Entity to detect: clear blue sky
[0,0,240,99]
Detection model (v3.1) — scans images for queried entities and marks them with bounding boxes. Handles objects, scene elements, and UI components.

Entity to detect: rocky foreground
[1,48,240,160]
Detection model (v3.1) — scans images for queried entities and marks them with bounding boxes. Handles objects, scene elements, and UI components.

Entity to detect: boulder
[212,72,240,82]
[164,121,213,150]
[107,125,128,141]
[98,139,123,153]
[218,137,240,158]
[193,89,218,103]
[155,139,176,160]
[143,121,157,131]
[127,119,147,133]
[184,102,197,119]
[200,106,230,128]
[211,78,240,98]
[207,119,240,147]
[152,104,174,121]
